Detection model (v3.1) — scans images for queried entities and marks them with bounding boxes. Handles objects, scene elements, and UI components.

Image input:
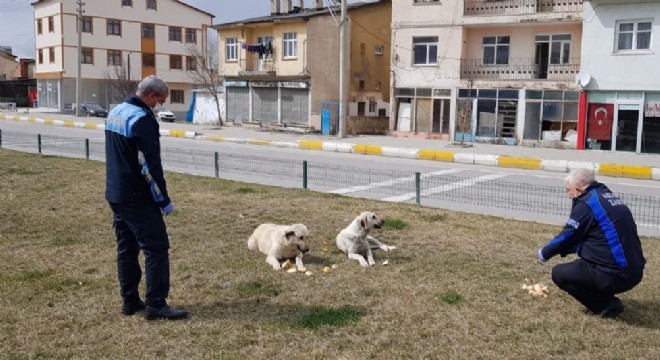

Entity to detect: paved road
[2,120,659,237]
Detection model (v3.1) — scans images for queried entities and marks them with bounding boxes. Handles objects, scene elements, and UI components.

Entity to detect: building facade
[32,0,213,118]
[578,0,660,154]
[216,0,391,132]
[391,0,583,146]
[0,47,17,81]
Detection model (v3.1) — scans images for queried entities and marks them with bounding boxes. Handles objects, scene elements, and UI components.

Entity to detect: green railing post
[214,151,219,178]
[38,134,42,154]
[303,160,308,189]
[415,172,421,205]
[85,139,90,160]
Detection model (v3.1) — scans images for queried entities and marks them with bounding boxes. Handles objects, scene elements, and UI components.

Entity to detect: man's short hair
[136,75,169,97]
[565,168,596,187]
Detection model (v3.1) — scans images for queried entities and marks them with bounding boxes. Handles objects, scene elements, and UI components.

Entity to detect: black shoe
[144,305,188,321]
[598,298,624,319]
[122,299,146,316]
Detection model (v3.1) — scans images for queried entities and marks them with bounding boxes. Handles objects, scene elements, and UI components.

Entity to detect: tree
[103,64,137,104]
[185,37,223,126]
[456,79,474,146]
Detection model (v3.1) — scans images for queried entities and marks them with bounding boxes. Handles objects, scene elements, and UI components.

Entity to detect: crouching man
[537,168,645,318]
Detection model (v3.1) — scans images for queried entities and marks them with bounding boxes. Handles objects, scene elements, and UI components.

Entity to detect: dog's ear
[284,230,295,239]
[360,218,366,229]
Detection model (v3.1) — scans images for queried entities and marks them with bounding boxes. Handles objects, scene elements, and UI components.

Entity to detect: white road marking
[328,168,463,195]
[382,173,510,203]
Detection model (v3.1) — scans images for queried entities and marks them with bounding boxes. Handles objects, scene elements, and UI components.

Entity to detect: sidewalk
[2,110,660,181]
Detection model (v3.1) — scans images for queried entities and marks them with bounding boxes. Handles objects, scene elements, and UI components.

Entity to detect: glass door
[614,104,641,152]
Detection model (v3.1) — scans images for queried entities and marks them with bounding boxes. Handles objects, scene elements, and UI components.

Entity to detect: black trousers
[109,201,170,308]
[552,259,643,313]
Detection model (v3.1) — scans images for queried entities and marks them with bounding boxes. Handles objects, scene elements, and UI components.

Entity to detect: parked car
[156,108,176,122]
[81,102,108,117]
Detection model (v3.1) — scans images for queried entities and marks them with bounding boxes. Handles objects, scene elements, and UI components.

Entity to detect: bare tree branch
[185,39,224,126]
[103,65,138,104]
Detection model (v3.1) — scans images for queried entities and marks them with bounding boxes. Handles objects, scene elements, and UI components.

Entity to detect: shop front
[584,92,660,154]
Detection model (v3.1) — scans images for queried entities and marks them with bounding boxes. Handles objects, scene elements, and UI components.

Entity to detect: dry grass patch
[1,148,660,359]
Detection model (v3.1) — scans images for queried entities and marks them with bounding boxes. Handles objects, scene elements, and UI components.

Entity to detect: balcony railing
[464,0,583,16]
[239,58,276,76]
[461,58,580,81]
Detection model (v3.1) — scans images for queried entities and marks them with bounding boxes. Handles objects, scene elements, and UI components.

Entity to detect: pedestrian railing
[1,129,658,231]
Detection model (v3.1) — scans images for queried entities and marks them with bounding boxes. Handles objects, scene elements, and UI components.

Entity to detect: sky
[0,0,353,59]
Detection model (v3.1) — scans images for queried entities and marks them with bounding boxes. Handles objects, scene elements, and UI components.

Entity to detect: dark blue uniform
[105,95,172,309]
[540,182,645,315]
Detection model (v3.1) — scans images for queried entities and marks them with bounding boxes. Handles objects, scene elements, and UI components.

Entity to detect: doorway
[432,98,450,135]
[615,105,641,152]
[535,43,549,80]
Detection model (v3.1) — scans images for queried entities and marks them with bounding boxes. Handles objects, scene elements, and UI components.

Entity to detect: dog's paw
[297,266,307,272]
[368,259,376,266]
[381,245,396,251]
[359,260,369,268]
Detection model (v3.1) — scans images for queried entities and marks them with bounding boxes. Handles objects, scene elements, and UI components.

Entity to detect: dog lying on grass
[248,223,310,271]
[336,211,396,267]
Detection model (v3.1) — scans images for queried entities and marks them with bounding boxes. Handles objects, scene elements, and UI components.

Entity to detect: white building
[391,0,583,147]
[32,0,213,118]
[579,0,660,154]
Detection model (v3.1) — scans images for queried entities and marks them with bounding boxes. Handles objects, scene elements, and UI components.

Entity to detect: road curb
[2,113,659,181]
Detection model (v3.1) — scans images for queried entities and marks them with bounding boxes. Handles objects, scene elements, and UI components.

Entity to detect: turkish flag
[587,103,614,140]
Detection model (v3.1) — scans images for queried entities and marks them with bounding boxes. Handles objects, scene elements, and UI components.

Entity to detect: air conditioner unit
[374,45,384,55]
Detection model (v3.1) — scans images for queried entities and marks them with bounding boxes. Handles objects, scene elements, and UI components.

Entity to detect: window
[185,29,196,43]
[283,32,297,58]
[49,47,55,63]
[616,20,652,51]
[37,19,42,35]
[186,57,196,71]
[142,23,155,39]
[359,80,365,90]
[81,16,92,33]
[107,50,122,66]
[257,36,274,59]
[170,90,184,104]
[48,16,54,33]
[225,37,237,61]
[412,36,438,65]
[368,99,377,113]
[483,36,510,65]
[38,49,43,64]
[375,45,384,55]
[121,0,132,6]
[142,53,155,67]
[535,34,571,65]
[81,48,93,64]
[107,19,121,36]
[523,90,579,141]
[414,0,440,2]
[169,26,182,41]
[169,55,182,70]
[147,0,156,10]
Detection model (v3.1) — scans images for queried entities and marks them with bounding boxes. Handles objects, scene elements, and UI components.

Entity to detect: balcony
[238,58,276,76]
[464,0,583,16]
[461,58,580,81]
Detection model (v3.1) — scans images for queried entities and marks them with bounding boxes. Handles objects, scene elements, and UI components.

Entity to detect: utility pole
[127,52,131,83]
[337,0,348,138]
[75,0,85,117]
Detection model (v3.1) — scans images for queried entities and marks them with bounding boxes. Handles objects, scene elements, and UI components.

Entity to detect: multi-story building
[0,47,17,81]
[215,0,391,133]
[32,0,213,118]
[391,0,583,147]
[578,0,660,154]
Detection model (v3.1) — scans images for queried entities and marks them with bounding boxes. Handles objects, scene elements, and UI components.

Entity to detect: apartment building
[32,0,213,118]
[216,0,391,133]
[0,47,17,81]
[391,0,583,146]
[578,0,660,154]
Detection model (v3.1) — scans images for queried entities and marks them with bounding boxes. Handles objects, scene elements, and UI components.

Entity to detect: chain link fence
[1,129,658,231]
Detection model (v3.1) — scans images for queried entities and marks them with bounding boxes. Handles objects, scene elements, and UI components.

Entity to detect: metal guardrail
[239,58,276,75]
[461,58,580,81]
[463,0,583,16]
[1,129,658,230]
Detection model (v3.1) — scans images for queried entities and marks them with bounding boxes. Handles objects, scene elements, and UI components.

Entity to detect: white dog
[336,211,396,267]
[247,223,310,271]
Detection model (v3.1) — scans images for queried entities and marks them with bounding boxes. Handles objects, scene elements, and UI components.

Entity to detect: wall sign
[645,103,660,118]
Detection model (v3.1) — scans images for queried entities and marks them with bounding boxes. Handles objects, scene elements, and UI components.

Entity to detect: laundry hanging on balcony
[242,41,273,56]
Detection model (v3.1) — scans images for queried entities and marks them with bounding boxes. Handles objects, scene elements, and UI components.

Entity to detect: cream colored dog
[247,223,310,271]
[336,211,396,267]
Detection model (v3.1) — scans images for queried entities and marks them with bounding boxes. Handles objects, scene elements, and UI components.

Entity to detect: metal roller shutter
[226,87,249,124]
[281,88,309,126]
[252,87,278,125]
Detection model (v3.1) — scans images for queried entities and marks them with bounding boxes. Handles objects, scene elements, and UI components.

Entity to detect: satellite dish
[576,71,591,87]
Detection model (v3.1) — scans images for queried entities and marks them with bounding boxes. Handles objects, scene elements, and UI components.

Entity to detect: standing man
[537,168,645,318]
[105,75,188,320]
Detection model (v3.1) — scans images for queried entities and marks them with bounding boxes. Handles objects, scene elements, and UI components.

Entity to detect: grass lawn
[1,148,659,359]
